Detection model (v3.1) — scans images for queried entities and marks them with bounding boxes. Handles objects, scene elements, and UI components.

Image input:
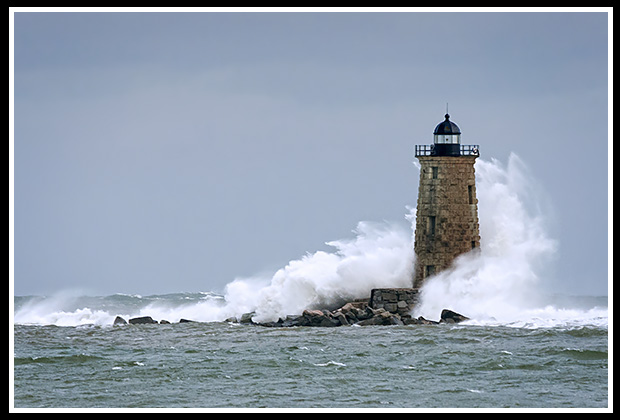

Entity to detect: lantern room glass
[434,134,460,144]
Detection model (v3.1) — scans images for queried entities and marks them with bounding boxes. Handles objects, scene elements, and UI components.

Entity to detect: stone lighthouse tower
[413,113,480,288]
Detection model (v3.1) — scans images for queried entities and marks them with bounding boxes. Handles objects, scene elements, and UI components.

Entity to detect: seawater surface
[12,294,608,409]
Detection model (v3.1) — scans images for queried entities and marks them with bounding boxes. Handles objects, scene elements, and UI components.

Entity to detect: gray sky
[11,9,610,297]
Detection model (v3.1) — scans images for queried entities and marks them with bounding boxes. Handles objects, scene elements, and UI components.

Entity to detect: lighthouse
[413,113,481,288]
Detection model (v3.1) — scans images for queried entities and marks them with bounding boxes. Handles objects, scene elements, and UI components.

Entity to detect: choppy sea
[12,292,609,410]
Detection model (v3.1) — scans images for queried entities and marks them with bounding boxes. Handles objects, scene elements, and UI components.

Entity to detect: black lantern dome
[433,114,461,135]
[432,113,461,156]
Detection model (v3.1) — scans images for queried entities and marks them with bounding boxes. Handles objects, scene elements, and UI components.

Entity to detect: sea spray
[220,152,563,324]
[14,291,115,326]
[413,153,562,324]
[13,292,227,326]
[223,220,415,323]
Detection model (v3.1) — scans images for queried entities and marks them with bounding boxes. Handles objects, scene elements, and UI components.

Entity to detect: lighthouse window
[432,167,438,179]
[425,265,435,277]
[468,185,474,204]
[428,216,436,236]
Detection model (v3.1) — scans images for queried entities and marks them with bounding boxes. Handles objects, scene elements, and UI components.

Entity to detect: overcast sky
[11,9,610,297]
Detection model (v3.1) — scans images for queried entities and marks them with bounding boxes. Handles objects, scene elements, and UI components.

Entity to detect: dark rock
[281,315,302,327]
[357,306,376,321]
[179,318,195,323]
[333,301,371,323]
[337,303,359,323]
[416,316,439,325]
[301,309,340,327]
[239,312,256,324]
[402,316,421,325]
[160,320,171,324]
[113,316,127,325]
[440,309,469,324]
[224,316,238,323]
[128,316,158,325]
[356,310,402,326]
[257,320,282,328]
[390,314,404,326]
[333,311,350,326]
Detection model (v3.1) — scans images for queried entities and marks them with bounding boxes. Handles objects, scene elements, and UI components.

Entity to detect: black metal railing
[414,144,480,157]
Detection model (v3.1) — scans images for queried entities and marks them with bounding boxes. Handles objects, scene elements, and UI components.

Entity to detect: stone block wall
[369,288,420,316]
[413,155,480,288]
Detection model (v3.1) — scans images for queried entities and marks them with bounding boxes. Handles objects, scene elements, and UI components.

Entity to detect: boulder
[239,312,256,324]
[401,315,421,325]
[301,309,340,327]
[440,309,469,324]
[339,302,358,313]
[333,311,350,326]
[160,320,171,324]
[357,310,402,326]
[255,317,297,328]
[357,306,377,321]
[333,301,371,323]
[128,316,158,325]
[256,320,282,328]
[281,315,302,327]
[416,316,439,325]
[179,318,195,323]
[113,316,128,325]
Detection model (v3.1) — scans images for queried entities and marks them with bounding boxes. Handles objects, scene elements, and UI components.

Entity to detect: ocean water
[12,292,608,409]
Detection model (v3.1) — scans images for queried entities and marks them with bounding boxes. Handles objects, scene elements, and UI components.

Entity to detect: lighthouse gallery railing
[414,144,480,157]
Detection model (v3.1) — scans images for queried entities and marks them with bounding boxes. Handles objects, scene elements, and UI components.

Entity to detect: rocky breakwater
[235,301,469,328]
[112,288,470,327]
[113,316,195,325]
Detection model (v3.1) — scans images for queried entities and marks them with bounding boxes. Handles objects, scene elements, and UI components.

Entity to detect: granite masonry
[413,155,480,288]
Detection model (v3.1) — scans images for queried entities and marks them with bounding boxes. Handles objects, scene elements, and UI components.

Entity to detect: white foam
[220,220,414,323]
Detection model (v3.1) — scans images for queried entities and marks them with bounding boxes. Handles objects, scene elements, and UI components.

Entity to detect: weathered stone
[281,315,302,327]
[257,320,282,328]
[384,303,398,312]
[333,312,350,326]
[179,318,195,323]
[440,309,469,324]
[349,306,371,321]
[356,316,383,326]
[302,309,340,327]
[369,307,386,316]
[413,155,480,289]
[369,288,419,316]
[128,316,158,325]
[418,316,440,325]
[357,311,402,326]
[382,292,397,301]
[239,312,256,324]
[113,316,127,325]
[160,320,171,324]
[339,302,355,312]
